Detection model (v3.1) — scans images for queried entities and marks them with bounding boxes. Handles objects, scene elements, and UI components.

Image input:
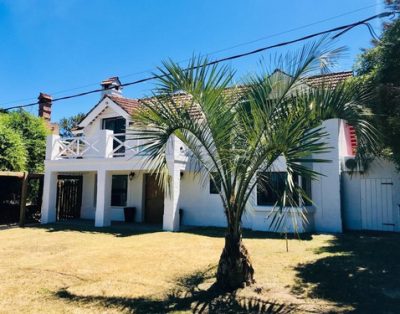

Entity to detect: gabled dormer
[77,77,140,138]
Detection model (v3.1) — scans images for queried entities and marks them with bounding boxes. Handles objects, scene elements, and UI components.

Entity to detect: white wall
[312,119,342,233]
[106,170,144,222]
[179,172,227,227]
[250,209,315,233]
[81,172,96,219]
[45,113,369,234]
[78,170,145,222]
[178,161,315,233]
[84,105,130,139]
[247,156,315,233]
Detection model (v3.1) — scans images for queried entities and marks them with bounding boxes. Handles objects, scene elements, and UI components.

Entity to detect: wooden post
[19,172,28,227]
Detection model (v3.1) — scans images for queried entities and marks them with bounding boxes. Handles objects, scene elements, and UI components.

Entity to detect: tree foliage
[0,118,27,171]
[59,113,85,137]
[354,2,400,167]
[0,110,48,172]
[133,40,378,289]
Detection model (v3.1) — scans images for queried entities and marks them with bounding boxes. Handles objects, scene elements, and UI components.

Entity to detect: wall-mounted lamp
[129,171,136,181]
[180,171,184,179]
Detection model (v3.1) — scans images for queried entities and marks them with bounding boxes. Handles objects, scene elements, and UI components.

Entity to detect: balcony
[45,130,189,161]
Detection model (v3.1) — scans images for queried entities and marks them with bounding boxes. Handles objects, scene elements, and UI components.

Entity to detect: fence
[0,172,44,226]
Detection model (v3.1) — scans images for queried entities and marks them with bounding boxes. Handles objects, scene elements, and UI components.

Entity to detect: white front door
[360,178,394,231]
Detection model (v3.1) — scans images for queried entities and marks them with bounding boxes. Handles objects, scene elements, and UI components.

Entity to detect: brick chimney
[38,92,59,134]
[38,92,52,122]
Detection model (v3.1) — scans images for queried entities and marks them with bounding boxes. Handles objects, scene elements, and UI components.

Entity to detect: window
[257,172,286,206]
[102,117,126,132]
[102,117,126,156]
[111,175,128,206]
[301,176,312,206]
[209,173,221,194]
[257,172,312,206]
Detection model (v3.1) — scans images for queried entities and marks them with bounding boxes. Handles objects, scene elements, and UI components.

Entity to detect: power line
[2,11,394,112]
[0,2,382,107]
[114,3,383,79]
[193,2,382,57]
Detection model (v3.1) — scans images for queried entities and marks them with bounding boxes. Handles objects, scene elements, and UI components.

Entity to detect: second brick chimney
[38,92,59,134]
[38,92,52,122]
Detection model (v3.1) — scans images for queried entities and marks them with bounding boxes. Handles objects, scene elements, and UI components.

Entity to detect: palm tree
[132,41,378,290]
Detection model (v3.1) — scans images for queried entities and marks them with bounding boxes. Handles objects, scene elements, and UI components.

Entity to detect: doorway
[360,178,395,231]
[56,175,83,220]
[144,174,164,224]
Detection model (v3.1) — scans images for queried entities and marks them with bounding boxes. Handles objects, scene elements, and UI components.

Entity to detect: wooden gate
[360,178,395,231]
[56,175,83,220]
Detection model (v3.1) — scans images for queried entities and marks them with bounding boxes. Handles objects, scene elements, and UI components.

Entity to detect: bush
[0,120,27,171]
[0,111,48,172]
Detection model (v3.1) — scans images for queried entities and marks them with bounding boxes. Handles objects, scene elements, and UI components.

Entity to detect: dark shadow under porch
[29,219,163,237]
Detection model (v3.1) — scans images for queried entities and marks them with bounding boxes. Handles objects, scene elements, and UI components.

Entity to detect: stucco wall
[84,105,129,139]
[179,172,227,227]
[107,170,144,222]
[81,172,96,219]
[79,170,145,222]
[312,119,342,233]
[178,163,315,233]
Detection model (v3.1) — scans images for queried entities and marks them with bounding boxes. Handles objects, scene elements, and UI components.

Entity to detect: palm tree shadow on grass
[55,266,295,313]
[181,226,313,241]
[292,232,400,313]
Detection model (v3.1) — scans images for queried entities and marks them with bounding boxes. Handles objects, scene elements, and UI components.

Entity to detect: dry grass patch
[0,222,399,313]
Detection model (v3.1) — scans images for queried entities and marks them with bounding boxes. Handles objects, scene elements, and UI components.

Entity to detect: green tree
[133,42,378,289]
[354,2,400,167]
[59,113,85,137]
[0,118,27,171]
[0,110,48,172]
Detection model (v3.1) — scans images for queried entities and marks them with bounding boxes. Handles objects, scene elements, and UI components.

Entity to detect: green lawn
[0,222,399,313]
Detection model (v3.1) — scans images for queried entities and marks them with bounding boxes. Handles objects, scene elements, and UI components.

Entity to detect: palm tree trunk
[216,226,255,290]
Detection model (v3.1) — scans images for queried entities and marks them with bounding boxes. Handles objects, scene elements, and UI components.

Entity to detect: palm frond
[132,42,379,234]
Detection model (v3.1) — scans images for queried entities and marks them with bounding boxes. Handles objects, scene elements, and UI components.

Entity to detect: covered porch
[40,167,182,231]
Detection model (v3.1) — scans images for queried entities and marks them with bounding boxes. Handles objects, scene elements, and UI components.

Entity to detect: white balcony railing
[108,133,146,158]
[46,130,186,161]
[55,136,100,159]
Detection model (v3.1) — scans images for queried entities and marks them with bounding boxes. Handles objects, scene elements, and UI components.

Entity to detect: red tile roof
[305,71,353,88]
[106,71,353,116]
[108,95,141,114]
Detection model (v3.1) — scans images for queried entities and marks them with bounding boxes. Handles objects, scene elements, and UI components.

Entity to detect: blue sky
[0,0,385,121]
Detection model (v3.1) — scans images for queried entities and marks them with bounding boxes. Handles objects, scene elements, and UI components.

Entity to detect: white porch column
[163,137,182,231]
[163,167,181,231]
[312,119,343,233]
[95,169,112,227]
[41,170,58,224]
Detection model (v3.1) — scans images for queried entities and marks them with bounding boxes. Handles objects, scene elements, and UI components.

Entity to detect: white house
[40,74,400,233]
